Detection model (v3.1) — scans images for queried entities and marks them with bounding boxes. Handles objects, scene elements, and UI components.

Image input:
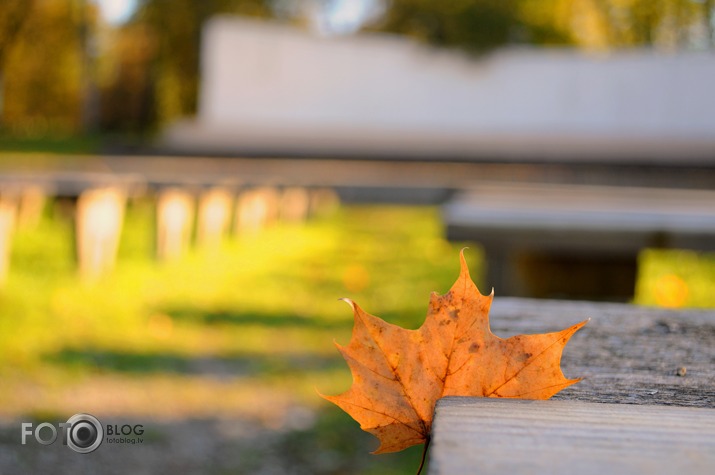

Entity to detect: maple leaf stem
[416,435,431,475]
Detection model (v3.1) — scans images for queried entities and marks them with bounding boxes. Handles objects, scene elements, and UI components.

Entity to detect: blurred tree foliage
[373,0,714,52]
[0,0,712,136]
[98,23,157,133]
[133,0,271,128]
[372,0,573,51]
[569,0,713,49]
[0,0,271,136]
[0,0,84,134]
[0,0,34,67]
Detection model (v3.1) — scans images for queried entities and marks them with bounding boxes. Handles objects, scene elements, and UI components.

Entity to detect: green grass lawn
[0,200,713,473]
[0,201,478,473]
[0,133,103,155]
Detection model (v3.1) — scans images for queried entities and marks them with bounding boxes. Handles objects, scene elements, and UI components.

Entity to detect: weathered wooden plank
[487,298,715,408]
[430,397,715,475]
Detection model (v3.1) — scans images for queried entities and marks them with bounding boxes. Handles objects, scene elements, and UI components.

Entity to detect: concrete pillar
[17,185,47,230]
[197,187,233,249]
[234,187,280,236]
[280,187,310,223]
[156,188,195,261]
[76,187,126,281]
[309,188,340,217]
[0,196,17,285]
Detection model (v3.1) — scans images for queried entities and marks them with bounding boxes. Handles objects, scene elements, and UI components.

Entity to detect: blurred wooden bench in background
[443,183,715,300]
[2,155,715,292]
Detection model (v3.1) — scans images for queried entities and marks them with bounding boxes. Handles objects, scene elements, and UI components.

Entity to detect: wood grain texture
[430,397,715,475]
[488,298,715,408]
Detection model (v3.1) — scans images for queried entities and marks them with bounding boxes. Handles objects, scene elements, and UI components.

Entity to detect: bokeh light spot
[654,274,689,308]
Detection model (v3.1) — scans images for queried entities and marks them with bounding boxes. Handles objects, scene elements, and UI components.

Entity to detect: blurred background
[1,0,714,473]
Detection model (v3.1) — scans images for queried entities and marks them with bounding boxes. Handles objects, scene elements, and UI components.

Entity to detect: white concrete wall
[161,16,715,161]
[200,17,715,139]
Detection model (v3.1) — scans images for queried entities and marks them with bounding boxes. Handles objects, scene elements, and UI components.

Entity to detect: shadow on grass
[275,407,428,475]
[45,348,344,376]
[162,307,352,330]
[0,406,425,475]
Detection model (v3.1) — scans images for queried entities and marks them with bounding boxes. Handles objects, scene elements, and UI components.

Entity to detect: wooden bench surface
[428,298,715,474]
[487,298,715,407]
[431,398,715,475]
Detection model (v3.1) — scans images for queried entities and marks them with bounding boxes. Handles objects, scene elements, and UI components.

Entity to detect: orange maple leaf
[322,250,587,454]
